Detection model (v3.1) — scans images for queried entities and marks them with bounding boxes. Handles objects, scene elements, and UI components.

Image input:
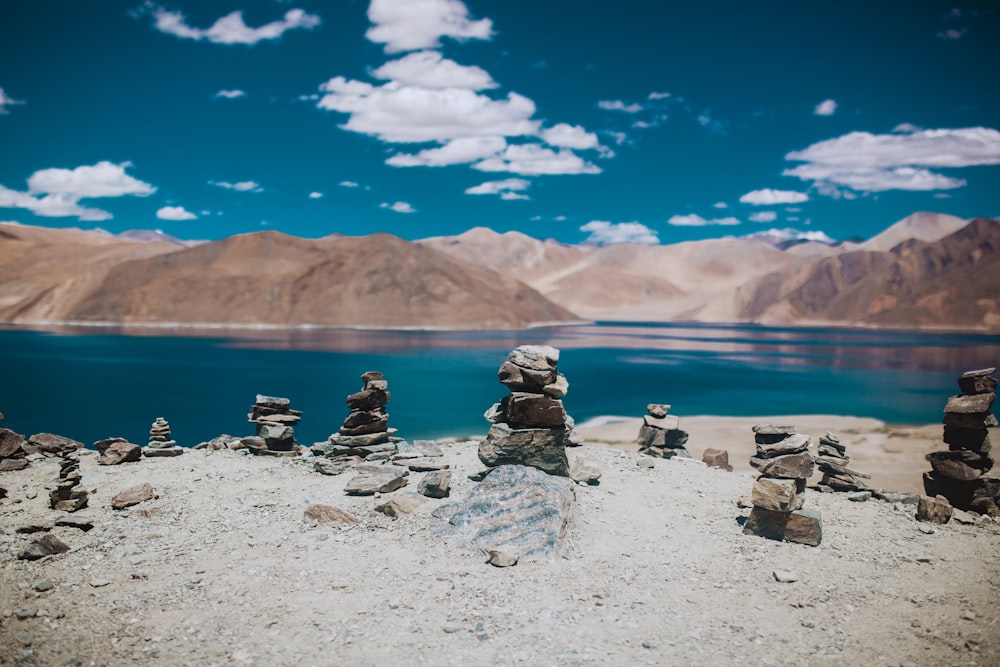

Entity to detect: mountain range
[0,212,996,331]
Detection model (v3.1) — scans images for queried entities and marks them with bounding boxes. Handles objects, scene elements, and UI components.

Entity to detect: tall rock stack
[245,395,301,456]
[742,424,822,546]
[143,417,183,457]
[49,444,88,512]
[637,403,690,458]
[478,345,578,477]
[923,368,998,515]
[815,432,871,492]
[322,372,400,458]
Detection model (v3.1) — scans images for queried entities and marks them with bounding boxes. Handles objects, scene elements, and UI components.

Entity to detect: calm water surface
[1,323,997,448]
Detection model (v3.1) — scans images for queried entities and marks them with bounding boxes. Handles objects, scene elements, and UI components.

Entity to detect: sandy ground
[1,415,998,667]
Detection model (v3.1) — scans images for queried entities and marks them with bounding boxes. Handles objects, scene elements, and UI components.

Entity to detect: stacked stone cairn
[637,404,690,458]
[814,431,871,493]
[143,417,183,457]
[742,424,822,546]
[49,444,88,512]
[245,395,301,456]
[923,367,998,516]
[478,345,580,477]
[320,372,401,463]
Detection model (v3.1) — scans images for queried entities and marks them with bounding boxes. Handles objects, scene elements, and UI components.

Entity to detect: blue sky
[1,0,998,246]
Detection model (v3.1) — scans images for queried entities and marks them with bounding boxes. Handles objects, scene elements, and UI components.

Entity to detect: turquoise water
[1,323,997,448]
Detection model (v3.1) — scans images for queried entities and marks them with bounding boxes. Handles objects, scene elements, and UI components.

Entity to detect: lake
[1,323,997,448]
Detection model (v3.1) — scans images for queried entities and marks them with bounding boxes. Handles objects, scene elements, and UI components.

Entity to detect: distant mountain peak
[857,211,968,252]
[741,227,838,250]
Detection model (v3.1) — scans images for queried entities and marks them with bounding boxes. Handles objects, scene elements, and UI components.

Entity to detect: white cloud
[647,91,671,100]
[937,28,967,40]
[667,214,740,227]
[0,87,25,114]
[598,100,643,113]
[210,180,263,192]
[892,123,921,133]
[473,144,601,176]
[387,136,506,167]
[784,126,1000,192]
[607,131,629,146]
[744,228,836,245]
[145,5,320,45]
[309,192,323,199]
[372,51,496,90]
[814,99,837,116]
[580,221,658,245]
[366,0,493,53]
[156,205,197,220]
[380,201,416,213]
[465,178,530,199]
[317,77,539,143]
[712,202,728,209]
[540,123,600,151]
[215,89,246,99]
[0,186,111,221]
[749,211,778,223]
[740,189,809,205]
[340,181,360,188]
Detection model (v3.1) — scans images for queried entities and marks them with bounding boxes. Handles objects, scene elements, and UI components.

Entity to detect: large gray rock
[478,423,571,477]
[507,345,559,373]
[433,465,575,561]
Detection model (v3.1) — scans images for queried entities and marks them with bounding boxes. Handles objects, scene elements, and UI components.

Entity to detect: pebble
[25,488,37,500]
[773,570,799,583]
[846,491,871,502]
[16,609,38,620]
[89,579,111,588]
[917,525,935,535]
[32,581,53,592]
[961,610,976,621]
[915,555,932,564]
[132,569,150,579]
[442,624,462,634]
[636,459,655,469]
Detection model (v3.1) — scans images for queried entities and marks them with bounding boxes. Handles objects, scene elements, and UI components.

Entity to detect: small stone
[88,579,111,588]
[846,491,872,502]
[646,404,671,418]
[32,581,53,592]
[417,470,452,499]
[374,493,428,518]
[486,548,519,567]
[139,499,173,518]
[702,448,733,471]
[915,495,953,524]
[15,609,38,620]
[569,458,601,485]
[772,569,799,583]
[344,465,409,495]
[54,516,95,531]
[19,535,70,560]
[111,483,155,510]
[951,508,977,524]
[917,524,936,535]
[916,554,932,563]
[132,569,149,579]
[303,504,361,527]
[24,488,37,500]
[961,610,976,621]
[636,458,655,469]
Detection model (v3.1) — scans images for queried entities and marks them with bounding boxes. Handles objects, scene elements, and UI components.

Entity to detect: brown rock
[497,360,552,392]
[19,534,70,560]
[346,387,390,411]
[0,427,25,459]
[98,441,142,465]
[54,516,95,531]
[752,424,796,444]
[0,458,29,471]
[501,393,567,428]
[478,422,571,477]
[916,494,953,524]
[749,451,814,479]
[542,373,569,398]
[926,450,993,481]
[418,470,452,498]
[344,464,409,495]
[755,433,811,458]
[303,504,361,527]
[139,499,174,518]
[646,403,671,418]
[643,414,680,430]
[374,493,428,518]
[944,392,995,415]
[943,412,998,430]
[27,433,84,455]
[958,368,998,395]
[944,427,991,453]
[815,456,872,478]
[751,477,803,512]
[702,448,733,471]
[743,507,822,546]
[111,482,155,509]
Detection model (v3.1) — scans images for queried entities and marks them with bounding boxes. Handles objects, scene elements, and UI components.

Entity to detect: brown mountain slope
[59,231,581,329]
[856,211,968,252]
[738,217,1000,330]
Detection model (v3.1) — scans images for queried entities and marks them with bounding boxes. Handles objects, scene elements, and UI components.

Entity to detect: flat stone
[815,456,871,478]
[772,569,799,583]
[395,457,450,472]
[54,515,95,531]
[646,404,671,418]
[643,414,680,430]
[749,451,814,480]
[926,450,993,481]
[847,491,872,502]
[916,494,953,524]
[346,387,390,411]
[139,499,173,518]
[478,422,571,477]
[943,427,991,453]
[755,433,811,458]
[743,507,822,546]
[255,395,290,409]
[0,459,28,471]
[97,441,141,466]
[752,477,802,512]
[375,493,428,518]
[817,444,847,458]
[636,424,688,449]
[33,581,53,592]
[569,457,601,484]
[497,361,553,392]
[344,465,409,495]
[874,491,920,505]
[314,458,357,476]
[702,448,733,471]
[16,522,52,534]
[542,374,569,398]
[486,548,519,567]
[418,470,452,498]
[88,579,111,588]
[958,368,998,395]
[752,424,797,444]
[339,413,390,436]
[0,427,25,459]
[303,504,361,527]
[507,345,559,373]
[433,464,575,560]
[944,392,995,414]
[111,483,155,510]
[944,412,998,430]
[952,508,978,524]
[142,446,184,457]
[501,393,568,429]
[26,433,83,454]
[19,534,70,560]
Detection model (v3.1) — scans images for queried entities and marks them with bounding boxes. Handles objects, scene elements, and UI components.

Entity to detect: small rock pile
[743,424,822,546]
[319,372,401,468]
[636,403,690,458]
[923,367,998,516]
[0,415,28,472]
[49,444,89,512]
[245,395,301,456]
[478,345,580,477]
[814,431,871,492]
[143,417,183,457]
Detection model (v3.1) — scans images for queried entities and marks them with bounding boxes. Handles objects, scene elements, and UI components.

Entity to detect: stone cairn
[478,345,580,477]
[245,395,301,456]
[326,371,396,450]
[143,417,183,457]
[742,424,822,546]
[49,444,88,512]
[814,431,870,493]
[923,367,998,516]
[637,403,690,458]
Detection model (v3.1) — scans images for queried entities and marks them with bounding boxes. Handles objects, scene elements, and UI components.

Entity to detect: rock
[19,534,70,560]
[26,433,83,455]
[749,451,814,479]
[395,457,450,472]
[344,465,409,495]
[314,458,356,476]
[951,508,978,524]
[346,386,390,411]
[303,504,361,527]
[752,424,797,444]
[743,508,822,547]
[944,392,995,414]
[916,494,953,524]
[88,579,111,588]
[111,482,155,509]
[944,427,991,453]
[926,450,992,481]
[874,491,920,505]
[33,581,53,592]
[636,424,689,450]
[478,423,571,477]
[418,470,452,498]
[486,548,519,567]
[643,414,680,431]
[139,499,173,518]
[636,458,655,469]
[54,516,95,531]
[433,465,575,560]
[97,441,141,465]
[497,361,552,392]
[375,493,428,518]
[772,570,799,583]
[501,393,568,429]
[507,345,559,373]
[16,522,52,534]
[542,374,569,398]
[646,403,671,418]
[142,446,184,457]
[0,458,28,471]
[569,458,601,485]
[0,427,26,459]
[755,433,811,458]
[943,412,998,430]
[847,491,872,502]
[701,448,733,471]
[751,477,802,512]
[958,368,998,395]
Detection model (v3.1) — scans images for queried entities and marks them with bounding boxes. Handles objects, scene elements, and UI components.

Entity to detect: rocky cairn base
[318,371,402,464]
[923,367,998,516]
[636,403,690,458]
[743,424,821,547]
[0,413,29,472]
[814,431,870,493]
[244,395,302,457]
[478,345,581,477]
[143,417,183,457]
[48,444,89,512]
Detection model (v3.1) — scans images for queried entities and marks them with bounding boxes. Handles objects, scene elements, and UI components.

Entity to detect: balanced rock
[49,444,88,512]
[323,372,400,469]
[814,432,871,493]
[246,395,302,456]
[958,368,999,395]
[637,404,690,458]
[143,417,183,457]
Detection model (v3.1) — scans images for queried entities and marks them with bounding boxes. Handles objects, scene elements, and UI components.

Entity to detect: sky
[1,0,998,246]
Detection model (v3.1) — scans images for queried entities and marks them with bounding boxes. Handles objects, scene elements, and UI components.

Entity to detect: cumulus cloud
[0,161,156,221]
[580,221,659,245]
[540,123,600,151]
[142,5,320,45]
[712,202,728,209]
[739,189,810,205]
[465,178,530,200]
[366,0,493,53]
[598,100,643,113]
[309,192,323,199]
[210,180,263,192]
[784,126,1000,192]
[0,87,25,114]
[892,122,921,133]
[814,99,837,116]
[214,89,246,99]
[473,144,601,176]
[647,91,671,100]
[387,136,506,167]
[340,181,360,188]
[749,211,777,223]
[372,51,496,90]
[667,214,740,227]
[744,227,836,245]
[380,201,416,213]
[156,205,197,220]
